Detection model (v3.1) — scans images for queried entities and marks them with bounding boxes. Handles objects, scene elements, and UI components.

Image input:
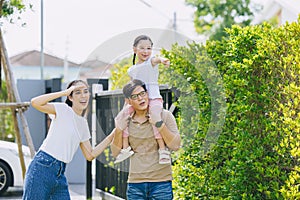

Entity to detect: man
[111,79,181,200]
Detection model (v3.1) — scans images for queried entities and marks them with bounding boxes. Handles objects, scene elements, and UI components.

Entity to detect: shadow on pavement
[0,186,23,199]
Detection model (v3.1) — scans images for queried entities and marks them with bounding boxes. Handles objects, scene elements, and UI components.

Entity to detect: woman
[23,80,113,200]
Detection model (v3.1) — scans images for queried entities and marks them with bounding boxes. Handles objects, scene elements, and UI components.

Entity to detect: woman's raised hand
[64,85,85,96]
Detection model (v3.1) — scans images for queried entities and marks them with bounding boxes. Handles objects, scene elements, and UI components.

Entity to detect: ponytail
[132,53,136,65]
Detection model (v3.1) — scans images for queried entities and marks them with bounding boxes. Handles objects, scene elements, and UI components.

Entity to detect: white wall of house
[12,65,84,81]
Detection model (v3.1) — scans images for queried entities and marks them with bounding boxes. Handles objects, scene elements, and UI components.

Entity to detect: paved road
[0,186,23,200]
[0,183,102,200]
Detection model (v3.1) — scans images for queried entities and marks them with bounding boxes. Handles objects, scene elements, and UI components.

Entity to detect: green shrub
[162,19,300,199]
[110,18,299,199]
[0,81,15,141]
[110,57,131,90]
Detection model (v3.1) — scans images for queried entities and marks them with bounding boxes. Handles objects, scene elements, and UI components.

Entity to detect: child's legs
[122,103,134,149]
[156,138,166,150]
[149,98,163,110]
[122,128,130,149]
[152,124,165,150]
[122,135,129,149]
[149,98,165,149]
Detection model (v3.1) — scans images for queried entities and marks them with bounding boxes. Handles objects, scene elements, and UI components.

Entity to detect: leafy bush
[0,81,15,141]
[110,57,131,90]
[110,18,299,199]
[162,19,300,199]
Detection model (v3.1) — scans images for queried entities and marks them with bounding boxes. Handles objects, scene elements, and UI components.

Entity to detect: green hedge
[160,18,300,199]
[0,81,15,141]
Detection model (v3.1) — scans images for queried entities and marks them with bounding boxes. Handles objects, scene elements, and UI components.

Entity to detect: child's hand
[160,58,170,67]
[152,56,170,67]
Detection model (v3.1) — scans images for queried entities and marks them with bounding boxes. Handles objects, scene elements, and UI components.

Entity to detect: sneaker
[158,149,171,164]
[114,147,134,164]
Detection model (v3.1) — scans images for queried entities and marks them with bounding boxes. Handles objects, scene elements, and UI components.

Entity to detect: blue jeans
[127,181,173,200]
[22,151,70,200]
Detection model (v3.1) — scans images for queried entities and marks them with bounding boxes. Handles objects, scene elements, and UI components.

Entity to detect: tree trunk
[0,27,35,178]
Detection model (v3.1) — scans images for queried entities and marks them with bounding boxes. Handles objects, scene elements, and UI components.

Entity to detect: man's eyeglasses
[130,91,147,100]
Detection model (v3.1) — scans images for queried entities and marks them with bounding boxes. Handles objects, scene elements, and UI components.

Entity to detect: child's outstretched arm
[151,56,170,67]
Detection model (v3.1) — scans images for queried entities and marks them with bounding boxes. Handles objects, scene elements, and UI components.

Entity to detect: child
[114,35,171,164]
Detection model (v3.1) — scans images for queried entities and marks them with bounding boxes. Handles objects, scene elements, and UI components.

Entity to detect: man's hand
[114,105,131,131]
[149,104,163,125]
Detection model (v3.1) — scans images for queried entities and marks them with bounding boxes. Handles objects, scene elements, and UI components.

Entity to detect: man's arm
[158,111,181,151]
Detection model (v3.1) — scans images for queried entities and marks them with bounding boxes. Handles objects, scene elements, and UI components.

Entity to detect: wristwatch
[155,120,164,128]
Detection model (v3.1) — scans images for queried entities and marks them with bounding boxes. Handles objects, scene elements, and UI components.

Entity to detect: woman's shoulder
[48,103,71,120]
[52,102,69,108]
[52,103,73,113]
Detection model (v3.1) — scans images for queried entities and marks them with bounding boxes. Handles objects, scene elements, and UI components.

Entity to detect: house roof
[80,59,110,69]
[9,50,115,80]
[10,50,80,67]
[79,59,113,79]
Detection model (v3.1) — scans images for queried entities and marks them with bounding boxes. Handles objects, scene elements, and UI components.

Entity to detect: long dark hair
[132,35,153,65]
[65,80,89,116]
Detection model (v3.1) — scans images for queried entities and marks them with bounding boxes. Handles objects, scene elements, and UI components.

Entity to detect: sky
[2,0,201,64]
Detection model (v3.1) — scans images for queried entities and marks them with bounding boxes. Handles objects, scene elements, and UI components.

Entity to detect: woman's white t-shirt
[39,103,91,163]
[127,57,161,99]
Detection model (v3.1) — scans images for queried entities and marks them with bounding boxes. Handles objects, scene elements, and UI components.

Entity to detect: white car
[0,140,32,195]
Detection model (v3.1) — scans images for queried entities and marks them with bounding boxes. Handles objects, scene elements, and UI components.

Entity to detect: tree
[0,0,35,178]
[186,0,256,40]
[1,0,31,83]
[1,0,26,18]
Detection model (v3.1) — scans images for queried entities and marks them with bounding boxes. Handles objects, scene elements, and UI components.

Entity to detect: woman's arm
[80,106,129,160]
[80,130,115,161]
[110,128,123,157]
[30,85,78,115]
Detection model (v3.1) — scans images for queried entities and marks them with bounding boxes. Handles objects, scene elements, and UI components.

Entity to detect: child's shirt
[127,57,161,99]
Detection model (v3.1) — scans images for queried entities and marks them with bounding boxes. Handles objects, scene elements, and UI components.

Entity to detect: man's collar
[130,110,150,121]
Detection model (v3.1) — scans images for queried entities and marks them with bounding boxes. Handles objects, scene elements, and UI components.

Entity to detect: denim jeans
[22,151,70,200]
[127,181,173,200]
